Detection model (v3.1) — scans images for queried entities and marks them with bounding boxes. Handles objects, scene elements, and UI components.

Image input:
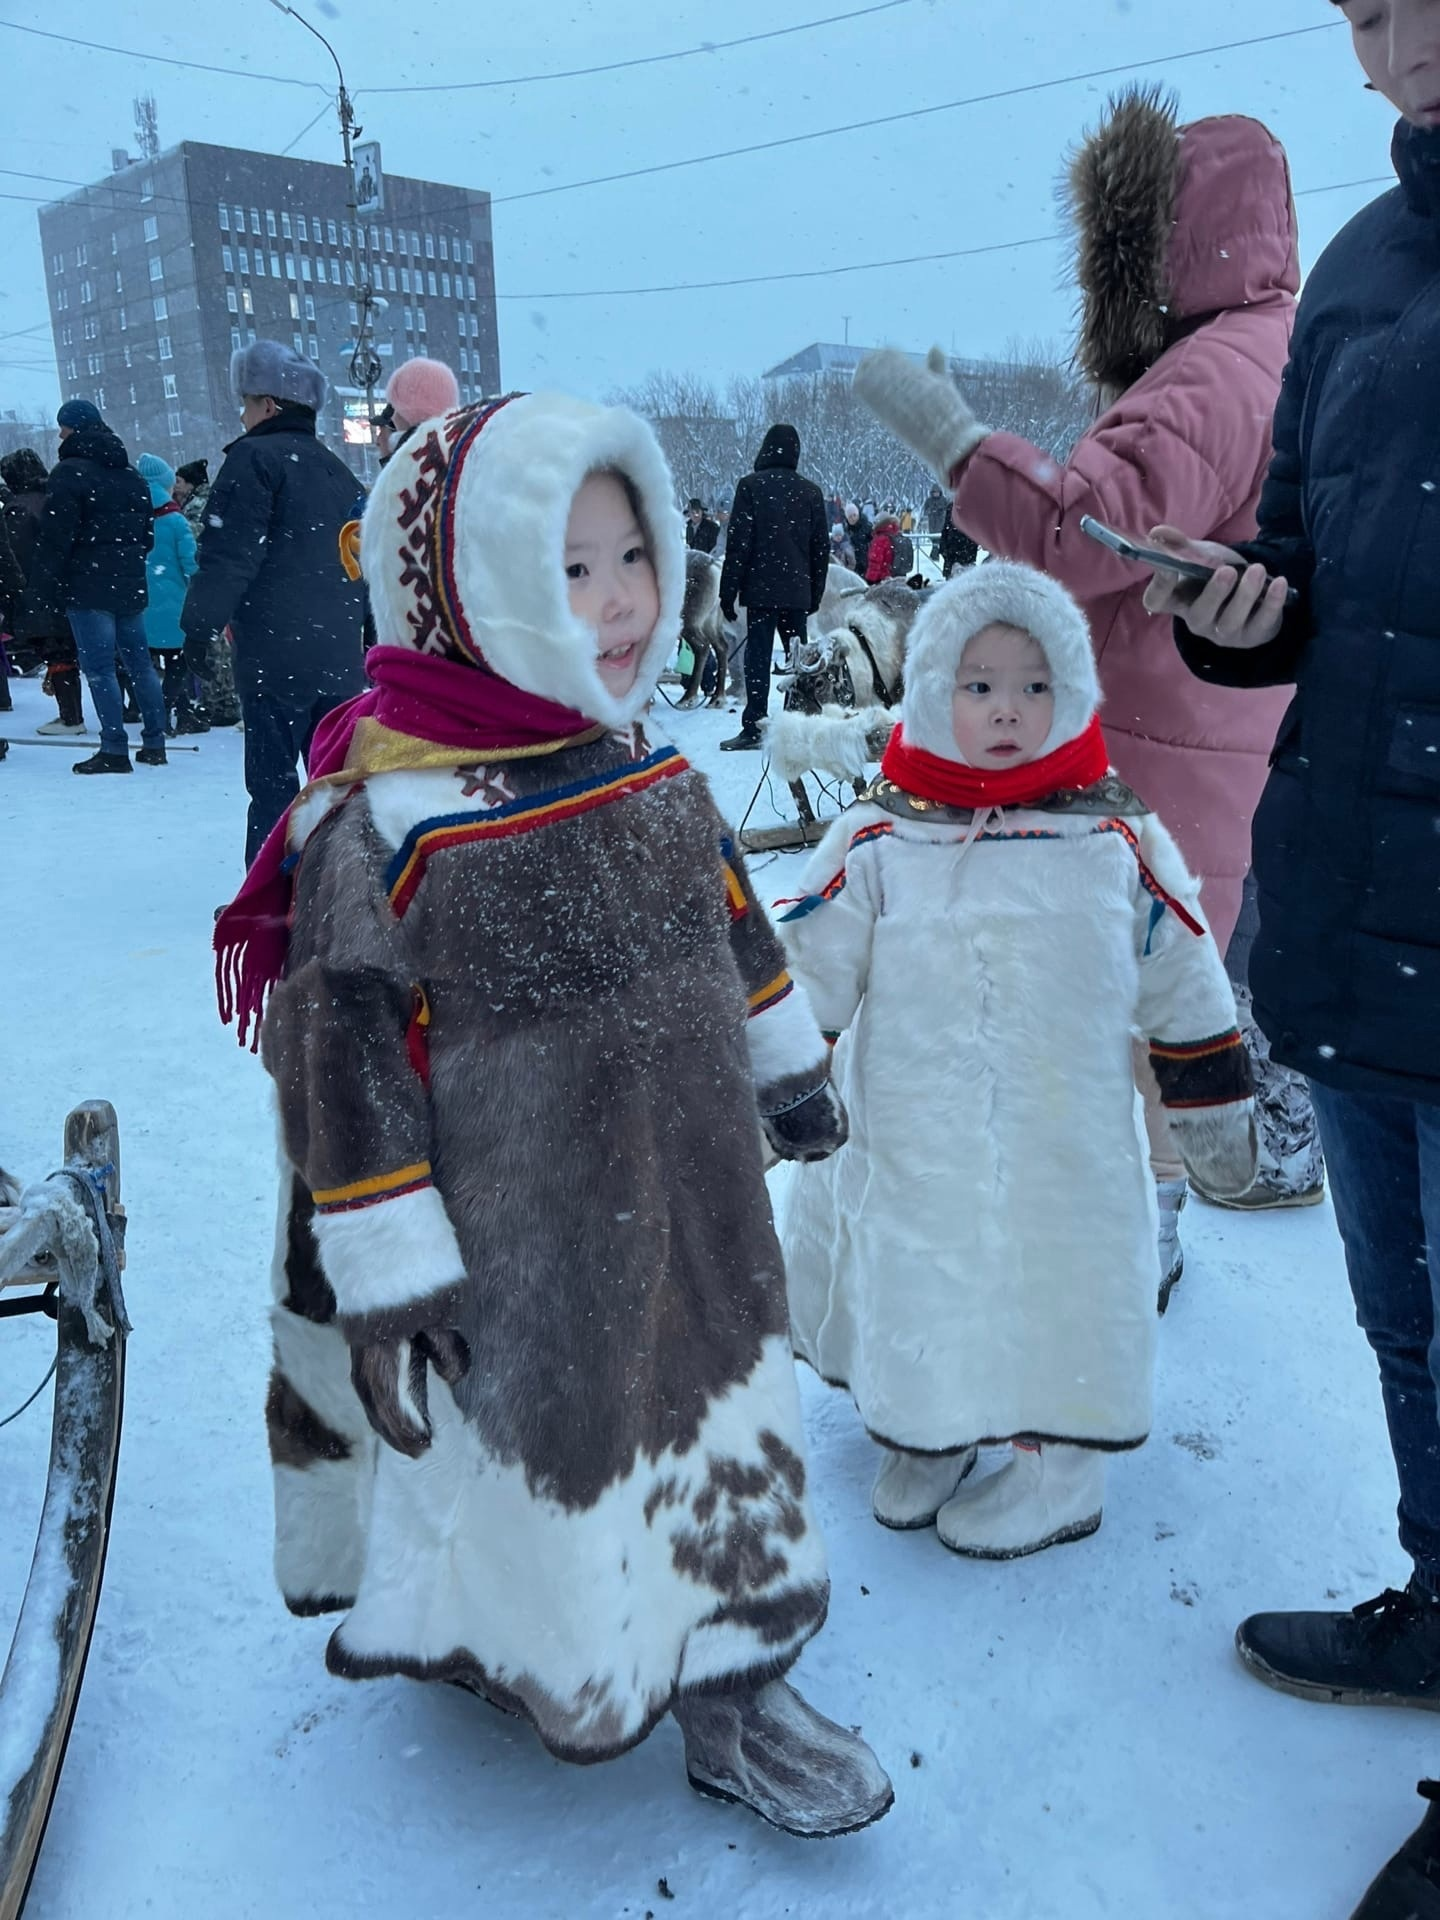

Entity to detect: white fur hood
[900,561,1100,760]
[360,391,686,728]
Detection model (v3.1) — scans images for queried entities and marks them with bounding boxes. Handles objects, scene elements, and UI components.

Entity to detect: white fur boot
[872,1445,977,1529]
[936,1444,1105,1559]
[674,1678,894,1838]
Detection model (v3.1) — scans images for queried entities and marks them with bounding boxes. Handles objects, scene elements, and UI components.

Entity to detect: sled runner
[0,1102,130,1920]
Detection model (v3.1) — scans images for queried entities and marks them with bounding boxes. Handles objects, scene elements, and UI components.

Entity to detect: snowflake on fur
[455,766,518,808]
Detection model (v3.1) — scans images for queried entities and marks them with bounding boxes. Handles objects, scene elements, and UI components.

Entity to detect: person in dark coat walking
[0,493,23,711]
[181,342,365,863]
[1147,6,1440,1906]
[685,498,721,554]
[21,400,166,773]
[1,449,86,733]
[718,424,830,749]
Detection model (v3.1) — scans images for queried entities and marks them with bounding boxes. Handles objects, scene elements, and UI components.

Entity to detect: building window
[281,211,292,240]
[149,256,163,282]
[96,386,105,410]
[399,267,410,294]
[441,273,451,299]
[60,324,71,346]
[303,295,315,322]
[226,288,238,313]
[241,288,253,315]
[83,316,97,341]
[118,306,126,331]
[308,333,318,359]
[55,288,68,311]
[247,328,257,344]
[465,240,475,265]
[386,264,397,292]
[219,204,230,231]
[341,223,351,249]
[231,328,242,351]
[129,384,136,406]
[233,205,244,233]
[75,243,87,267]
[289,292,300,319]
[123,344,131,368]
[402,306,413,332]
[416,308,427,335]
[111,232,118,256]
[250,208,261,235]
[293,332,304,355]
[238,247,249,274]
[468,276,478,301]
[326,219,338,246]
[222,246,233,272]
[330,260,342,285]
[439,235,448,262]
[266,209,277,237]
[347,300,359,326]
[140,176,154,203]
[254,252,266,278]
[284,254,296,280]
[424,233,435,259]
[65,358,77,381]
[423,270,434,297]
[153,296,167,320]
[300,258,312,282]
[87,353,101,375]
[143,215,159,242]
[163,374,178,399]
[297,215,308,243]
[158,334,172,360]
[80,280,93,304]
[409,232,419,257]
[383,228,393,252]
[459,346,469,373]
[114,269,123,294]
[167,410,182,437]
[270,253,280,278]
[369,225,379,252]
[344,260,355,286]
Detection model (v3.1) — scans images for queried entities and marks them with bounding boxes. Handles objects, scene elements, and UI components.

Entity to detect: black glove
[761,1081,849,1164]
[182,628,213,677]
[349,1325,471,1458]
[721,601,738,625]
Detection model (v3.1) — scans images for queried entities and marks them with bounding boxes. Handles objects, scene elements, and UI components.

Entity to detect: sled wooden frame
[0,1102,127,1920]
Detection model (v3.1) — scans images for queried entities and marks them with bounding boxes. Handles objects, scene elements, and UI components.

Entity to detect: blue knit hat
[57,398,102,431]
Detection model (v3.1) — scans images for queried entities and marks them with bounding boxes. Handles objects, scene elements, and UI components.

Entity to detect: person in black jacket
[0,493,23,711]
[181,342,365,863]
[22,400,166,773]
[717,424,830,749]
[685,498,721,554]
[3,449,87,732]
[1147,6,1440,1904]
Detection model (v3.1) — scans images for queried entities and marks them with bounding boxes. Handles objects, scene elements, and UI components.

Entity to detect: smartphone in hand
[1079,515,1298,606]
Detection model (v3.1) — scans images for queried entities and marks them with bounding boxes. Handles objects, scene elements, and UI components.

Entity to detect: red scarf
[880,714,1109,809]
[214,645,599,1049]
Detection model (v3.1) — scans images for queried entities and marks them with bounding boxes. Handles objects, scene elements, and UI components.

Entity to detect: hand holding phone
[1079,517,1296,651]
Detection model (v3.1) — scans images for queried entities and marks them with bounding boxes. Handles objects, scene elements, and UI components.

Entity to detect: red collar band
[880,715,1109,809]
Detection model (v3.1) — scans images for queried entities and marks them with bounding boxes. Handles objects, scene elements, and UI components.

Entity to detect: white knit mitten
[853,346,992,482]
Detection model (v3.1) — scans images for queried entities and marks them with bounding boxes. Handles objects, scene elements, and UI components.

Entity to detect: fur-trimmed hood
[1067,86,1298,394]
[361,392,686,730]
[899,562,1098,762]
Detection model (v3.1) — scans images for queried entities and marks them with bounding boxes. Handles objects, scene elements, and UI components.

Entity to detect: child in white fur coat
[776,563,1256,1558]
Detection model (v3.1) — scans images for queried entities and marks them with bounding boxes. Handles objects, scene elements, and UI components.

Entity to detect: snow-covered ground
[1,670,1429,1920]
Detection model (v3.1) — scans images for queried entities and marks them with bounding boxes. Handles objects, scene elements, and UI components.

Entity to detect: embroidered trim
[385,744,688,914]
[748,969,794,1016]
[777,821,894,922]
[313,1161,433,1215]
[723,863,749,922]
[760,1078,827,1120]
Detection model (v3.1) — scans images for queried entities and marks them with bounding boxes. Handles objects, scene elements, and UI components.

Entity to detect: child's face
[950,623,1055,767]
[564,472,659,699]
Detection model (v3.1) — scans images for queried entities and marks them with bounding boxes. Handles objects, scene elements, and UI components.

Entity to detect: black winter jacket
[1176,120,1440,1101]
[21,423,151,622]
[686,514,720,554]
[181,410,365,698]
[719,426,830,616]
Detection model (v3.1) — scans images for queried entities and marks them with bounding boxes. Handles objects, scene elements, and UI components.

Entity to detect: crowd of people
[6,0,1440,1905]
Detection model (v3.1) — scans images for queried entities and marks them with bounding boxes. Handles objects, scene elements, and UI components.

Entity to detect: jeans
[741,606,808,733]
[1309,1081,1440,1591]
[67,607,167,755]
[240,682,351,865]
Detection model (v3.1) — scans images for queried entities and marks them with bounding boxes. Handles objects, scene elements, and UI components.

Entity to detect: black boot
[54,666,85,728]
[1350,1782,1440,1918]
[1236,1578,1440,1708]
[136,745,167,767]
[73,750,132,775]
[719,728,763,752]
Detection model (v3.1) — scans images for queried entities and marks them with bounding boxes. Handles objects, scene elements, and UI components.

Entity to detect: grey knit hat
[230,340,327,412]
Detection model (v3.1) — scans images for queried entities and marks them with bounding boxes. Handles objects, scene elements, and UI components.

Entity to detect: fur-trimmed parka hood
[361,392,686,729]
[899,562,1099,763]
[1067,86,1299,394]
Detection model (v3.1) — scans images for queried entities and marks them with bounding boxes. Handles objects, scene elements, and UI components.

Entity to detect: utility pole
[268,0,382,474]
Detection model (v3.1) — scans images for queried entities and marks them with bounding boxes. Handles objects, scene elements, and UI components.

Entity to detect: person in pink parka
[853,86,1306,1277]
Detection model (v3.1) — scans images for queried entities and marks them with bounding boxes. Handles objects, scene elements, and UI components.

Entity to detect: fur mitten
[761,1080,849,1164]
[853,347,992,482]
[1168,1101,1259,1200]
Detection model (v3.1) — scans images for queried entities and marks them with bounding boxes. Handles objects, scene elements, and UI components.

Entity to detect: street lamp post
[268,0,382,471]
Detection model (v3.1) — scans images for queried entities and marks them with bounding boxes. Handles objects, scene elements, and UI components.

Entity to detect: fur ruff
[1066,85,1183,396]
[765,708,894,785]
[901,562,1099,762]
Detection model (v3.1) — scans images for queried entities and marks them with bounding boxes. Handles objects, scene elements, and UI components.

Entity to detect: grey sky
[0,0,1390,421]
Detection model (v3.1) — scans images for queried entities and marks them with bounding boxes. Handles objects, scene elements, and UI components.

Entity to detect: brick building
[37,140,501,479]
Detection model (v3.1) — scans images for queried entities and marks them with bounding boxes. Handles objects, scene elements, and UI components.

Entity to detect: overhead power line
[0,21,330,90]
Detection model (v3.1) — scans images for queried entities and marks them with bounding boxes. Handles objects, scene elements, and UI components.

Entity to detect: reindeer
[675,551,742,709]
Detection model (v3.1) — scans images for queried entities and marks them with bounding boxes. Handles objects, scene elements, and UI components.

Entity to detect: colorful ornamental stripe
[777,821,894,922]
[748,969,794,1016]
[385,745,688,915]
[313,1160,433,1215]
[1148,1028,1250,1109]
[723,862,749,922]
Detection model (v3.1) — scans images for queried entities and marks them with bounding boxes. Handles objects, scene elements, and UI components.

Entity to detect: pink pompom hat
[385,356,461,428]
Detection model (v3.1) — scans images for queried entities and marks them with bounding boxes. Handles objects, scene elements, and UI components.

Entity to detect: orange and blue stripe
[385,745,688,915]
[748,969,794,1017]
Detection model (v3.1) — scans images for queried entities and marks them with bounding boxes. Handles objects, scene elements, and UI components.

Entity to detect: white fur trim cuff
[747,973,830,1093]
[313,1181,467,1323]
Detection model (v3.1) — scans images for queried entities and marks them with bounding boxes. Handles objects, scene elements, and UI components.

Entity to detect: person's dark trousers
[240,683,350,865]
[741,606,807,734]
[1309,1082,1440,1592]
[67,607,166,756]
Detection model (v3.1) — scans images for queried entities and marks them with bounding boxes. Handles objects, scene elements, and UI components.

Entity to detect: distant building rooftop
[762,341,1006,383]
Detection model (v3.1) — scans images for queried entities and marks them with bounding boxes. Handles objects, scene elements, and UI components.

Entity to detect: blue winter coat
[142,503,197,652]
[1176,119,1440,1101]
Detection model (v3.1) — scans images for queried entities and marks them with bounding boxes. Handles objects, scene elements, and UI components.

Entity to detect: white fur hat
[899,561,1100,761]
[360,392,685,729]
